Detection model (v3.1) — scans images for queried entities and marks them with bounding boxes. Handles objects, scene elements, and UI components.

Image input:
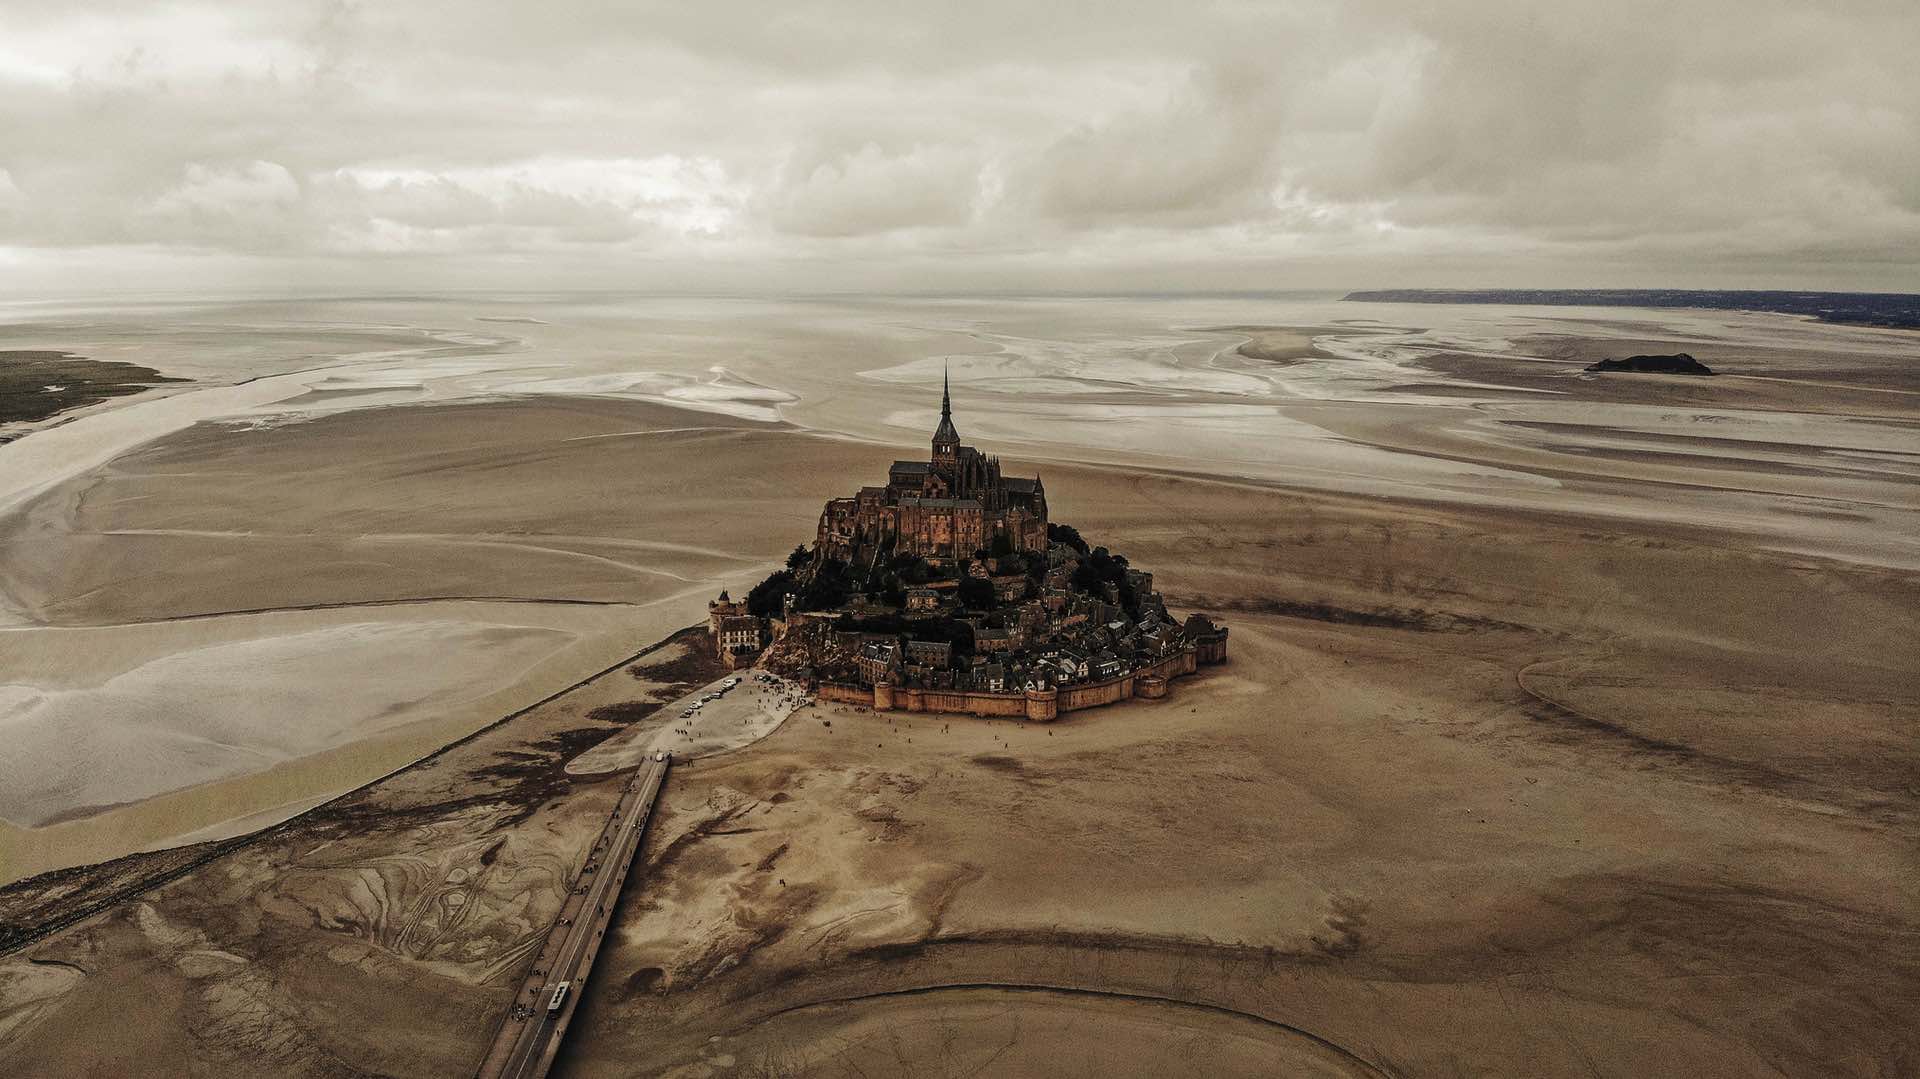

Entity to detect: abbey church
[816,372,1048,560]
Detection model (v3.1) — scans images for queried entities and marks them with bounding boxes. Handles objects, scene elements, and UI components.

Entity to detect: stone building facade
[708,590,769,667]
[817,371,1048,561]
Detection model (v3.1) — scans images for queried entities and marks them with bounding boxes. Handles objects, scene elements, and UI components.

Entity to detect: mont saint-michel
[710,374,1228,721]
[2,2,1918,1073]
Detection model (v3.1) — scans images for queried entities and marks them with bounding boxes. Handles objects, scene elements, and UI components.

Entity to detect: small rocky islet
[1585,352,1716,375]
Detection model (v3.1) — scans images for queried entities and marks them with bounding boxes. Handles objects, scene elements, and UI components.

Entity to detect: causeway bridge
[476,753,671,1079]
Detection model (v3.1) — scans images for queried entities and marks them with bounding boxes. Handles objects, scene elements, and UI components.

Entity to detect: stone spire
[933,362,960,448]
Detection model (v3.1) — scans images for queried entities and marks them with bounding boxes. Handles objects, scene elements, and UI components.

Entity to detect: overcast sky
[1,0,1915,293]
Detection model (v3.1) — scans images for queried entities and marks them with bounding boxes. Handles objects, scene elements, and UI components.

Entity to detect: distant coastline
[1341,288,1920,331]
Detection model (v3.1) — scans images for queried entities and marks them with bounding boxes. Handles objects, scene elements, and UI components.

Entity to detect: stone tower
[932,364,960,472]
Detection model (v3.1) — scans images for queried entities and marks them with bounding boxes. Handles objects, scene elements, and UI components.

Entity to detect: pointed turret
[929,362,960,443]
[933,364,960,450]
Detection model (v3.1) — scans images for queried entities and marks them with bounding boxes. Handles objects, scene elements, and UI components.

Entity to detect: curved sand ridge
[682,983,1386,1077]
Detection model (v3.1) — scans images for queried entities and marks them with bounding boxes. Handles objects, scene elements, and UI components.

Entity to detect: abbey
[733,370,1228,718]
[816,371,1048,561]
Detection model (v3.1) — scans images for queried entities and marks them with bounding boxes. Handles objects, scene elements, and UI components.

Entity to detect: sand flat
[0,618,579,828]
[0,295,1913,1076]
[0,396,832,882]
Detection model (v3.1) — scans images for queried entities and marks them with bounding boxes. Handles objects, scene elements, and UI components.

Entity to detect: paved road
[476,754,671,1079]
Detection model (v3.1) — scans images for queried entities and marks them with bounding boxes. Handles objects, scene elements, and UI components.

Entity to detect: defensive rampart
[817,682,871,705]
[811,640,1219,723]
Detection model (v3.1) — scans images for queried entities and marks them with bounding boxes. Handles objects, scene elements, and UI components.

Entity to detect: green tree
[957,576,996,610]
[1069,546,1135,611]
[891,553,935,584]
[746,569,796,617]
[1070,559,1103,594]
[1047,522,1089,555]
[798,557,854,610]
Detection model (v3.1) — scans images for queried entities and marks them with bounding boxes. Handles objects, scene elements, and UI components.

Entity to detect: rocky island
[708,371,1227,720]
[1586,352,1716,375]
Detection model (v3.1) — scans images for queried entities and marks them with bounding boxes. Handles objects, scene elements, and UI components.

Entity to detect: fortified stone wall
[1025,687,1058,722]
[1058,675,1132,711]
[807,644,1213,723]
[1059,648,1200,709]
[1143,649,1200,681]
[892,684,1031,718]
[817,682,871,705]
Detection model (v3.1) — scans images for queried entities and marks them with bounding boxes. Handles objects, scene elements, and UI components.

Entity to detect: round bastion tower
[1025,685,1059,722]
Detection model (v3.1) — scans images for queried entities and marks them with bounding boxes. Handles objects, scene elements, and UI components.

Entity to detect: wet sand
[0,398,810,882]
[0,295,1914,1075]
[570,456,1914,1078]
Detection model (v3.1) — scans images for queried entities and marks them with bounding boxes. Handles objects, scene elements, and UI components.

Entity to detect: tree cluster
[834,612,976,657]
[746,520,1135,622]
[956,575,996,610]
[1069,545,1138,615]
[748,547,854,615]
[1047,522,1089,555]
[746,569,796,617]
[889,551,939,585]
[797,557,854,610]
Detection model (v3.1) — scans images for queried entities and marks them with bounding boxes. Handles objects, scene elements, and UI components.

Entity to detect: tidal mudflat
[0,294,1913,1076]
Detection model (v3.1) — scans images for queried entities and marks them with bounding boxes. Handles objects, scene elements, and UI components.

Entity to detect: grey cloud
[0,0,1914,287]
[1009,65,1287,229]
[766,143,985,237]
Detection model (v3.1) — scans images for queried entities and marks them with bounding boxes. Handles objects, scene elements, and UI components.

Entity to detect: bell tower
[932,363,960,473]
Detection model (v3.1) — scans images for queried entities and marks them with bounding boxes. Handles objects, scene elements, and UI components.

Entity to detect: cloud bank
[0,0,1914,290]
